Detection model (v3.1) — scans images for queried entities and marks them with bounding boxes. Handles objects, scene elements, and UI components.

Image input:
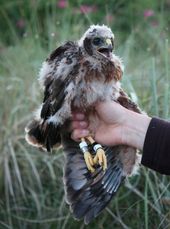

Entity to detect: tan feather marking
[118,147,138,176]
[82,61,99,83]
[103,62,115,83]
[104,61,122,83]
[114,65,122,81]
[116,90,142,176]
[117,89,141,113]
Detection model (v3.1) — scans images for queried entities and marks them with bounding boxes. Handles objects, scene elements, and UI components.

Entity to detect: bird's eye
[111,37,114,48]
[93,37,102,46]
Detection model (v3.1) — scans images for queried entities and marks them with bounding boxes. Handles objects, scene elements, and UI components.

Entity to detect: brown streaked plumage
[25,24,142,224]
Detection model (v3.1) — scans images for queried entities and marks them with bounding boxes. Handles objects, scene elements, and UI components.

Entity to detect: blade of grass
[144,171,148,229]
[163,39,169,118]
[8,140,26,200]
[106,207,130,229]
[16,141,43,193]
[151,57,158,116]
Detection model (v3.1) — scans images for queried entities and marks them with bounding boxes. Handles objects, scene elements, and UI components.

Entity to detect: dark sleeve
[141,117,170,175]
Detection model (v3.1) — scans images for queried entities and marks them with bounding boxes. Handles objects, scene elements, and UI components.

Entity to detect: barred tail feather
[25,119,61,151]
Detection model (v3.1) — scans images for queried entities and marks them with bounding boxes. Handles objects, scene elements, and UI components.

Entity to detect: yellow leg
[86,136,95,144]
[86,136,107,171]
[80,137,95,173]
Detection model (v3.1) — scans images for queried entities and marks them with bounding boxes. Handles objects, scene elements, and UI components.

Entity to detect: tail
[62,136,125,224]
[25,119,61,151]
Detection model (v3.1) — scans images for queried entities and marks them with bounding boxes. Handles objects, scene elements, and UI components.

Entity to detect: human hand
[71,101,151,150]
[71,101,128,146]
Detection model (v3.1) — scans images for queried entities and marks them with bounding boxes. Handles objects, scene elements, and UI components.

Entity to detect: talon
[84,151,95,173]
[103,152,107,171]
[79,136,107,172]
[86,136,107,171]
[94,148,107,171]
[93,154,98,164]
[79,138,95,173]
[98,150,103,165]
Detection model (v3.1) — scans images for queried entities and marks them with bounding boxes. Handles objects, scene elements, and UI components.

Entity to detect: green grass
[0,1,170,228]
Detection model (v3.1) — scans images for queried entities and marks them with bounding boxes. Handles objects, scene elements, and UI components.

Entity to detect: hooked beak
[97,38,113,58]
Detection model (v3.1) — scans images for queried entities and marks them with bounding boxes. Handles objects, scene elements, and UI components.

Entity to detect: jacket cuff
[141,117,170,175]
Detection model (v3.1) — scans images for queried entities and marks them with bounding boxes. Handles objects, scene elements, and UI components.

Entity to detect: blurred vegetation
[0,0,170,228]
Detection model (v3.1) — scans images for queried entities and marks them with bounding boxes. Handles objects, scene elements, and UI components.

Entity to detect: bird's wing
[62,136,124,224]
[40,41,80,120]
[117,89,142,113]
[115,88,143,175]
[25,41,80,151]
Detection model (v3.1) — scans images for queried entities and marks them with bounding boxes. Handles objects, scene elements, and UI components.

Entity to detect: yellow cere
[105,38,112,45]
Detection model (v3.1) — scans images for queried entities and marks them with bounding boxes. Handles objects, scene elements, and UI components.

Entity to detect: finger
[71,121,88,130]
[72,113,86,121]
[71,129,89,141]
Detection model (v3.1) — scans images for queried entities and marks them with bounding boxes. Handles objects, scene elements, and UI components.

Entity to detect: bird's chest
[73,80,120,109]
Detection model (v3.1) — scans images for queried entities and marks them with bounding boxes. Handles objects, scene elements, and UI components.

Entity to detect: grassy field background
[0,0,170,228]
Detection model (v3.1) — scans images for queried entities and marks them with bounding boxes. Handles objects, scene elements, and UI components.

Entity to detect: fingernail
[81,130,89,135]
[75,113,85,120]
[79,121,88,127]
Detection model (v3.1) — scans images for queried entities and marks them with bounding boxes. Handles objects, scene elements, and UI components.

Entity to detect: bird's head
[79,25,114,58]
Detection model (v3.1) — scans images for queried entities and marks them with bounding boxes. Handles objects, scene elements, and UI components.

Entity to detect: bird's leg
[87,136,107,171]
[79,137,95,173]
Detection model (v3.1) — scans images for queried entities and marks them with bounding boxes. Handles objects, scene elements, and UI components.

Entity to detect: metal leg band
[92,143,102,152]
[79,141,88,153]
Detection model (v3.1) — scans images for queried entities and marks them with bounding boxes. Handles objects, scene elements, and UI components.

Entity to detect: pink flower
[57,0,68,9]
[16,19,25,29]
[80,5,97,14]
[143,9,154,18]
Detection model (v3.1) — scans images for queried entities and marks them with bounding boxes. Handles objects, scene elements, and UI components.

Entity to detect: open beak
[97,38,113,58]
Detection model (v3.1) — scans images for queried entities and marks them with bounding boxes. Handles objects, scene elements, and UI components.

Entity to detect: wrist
[122,110,151,150]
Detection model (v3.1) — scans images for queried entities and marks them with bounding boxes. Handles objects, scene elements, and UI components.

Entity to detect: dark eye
[111,37,114,48]
[93,37,102,46]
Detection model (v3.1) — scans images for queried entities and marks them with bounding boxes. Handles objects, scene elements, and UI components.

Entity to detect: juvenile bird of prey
[25,25,141,224]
